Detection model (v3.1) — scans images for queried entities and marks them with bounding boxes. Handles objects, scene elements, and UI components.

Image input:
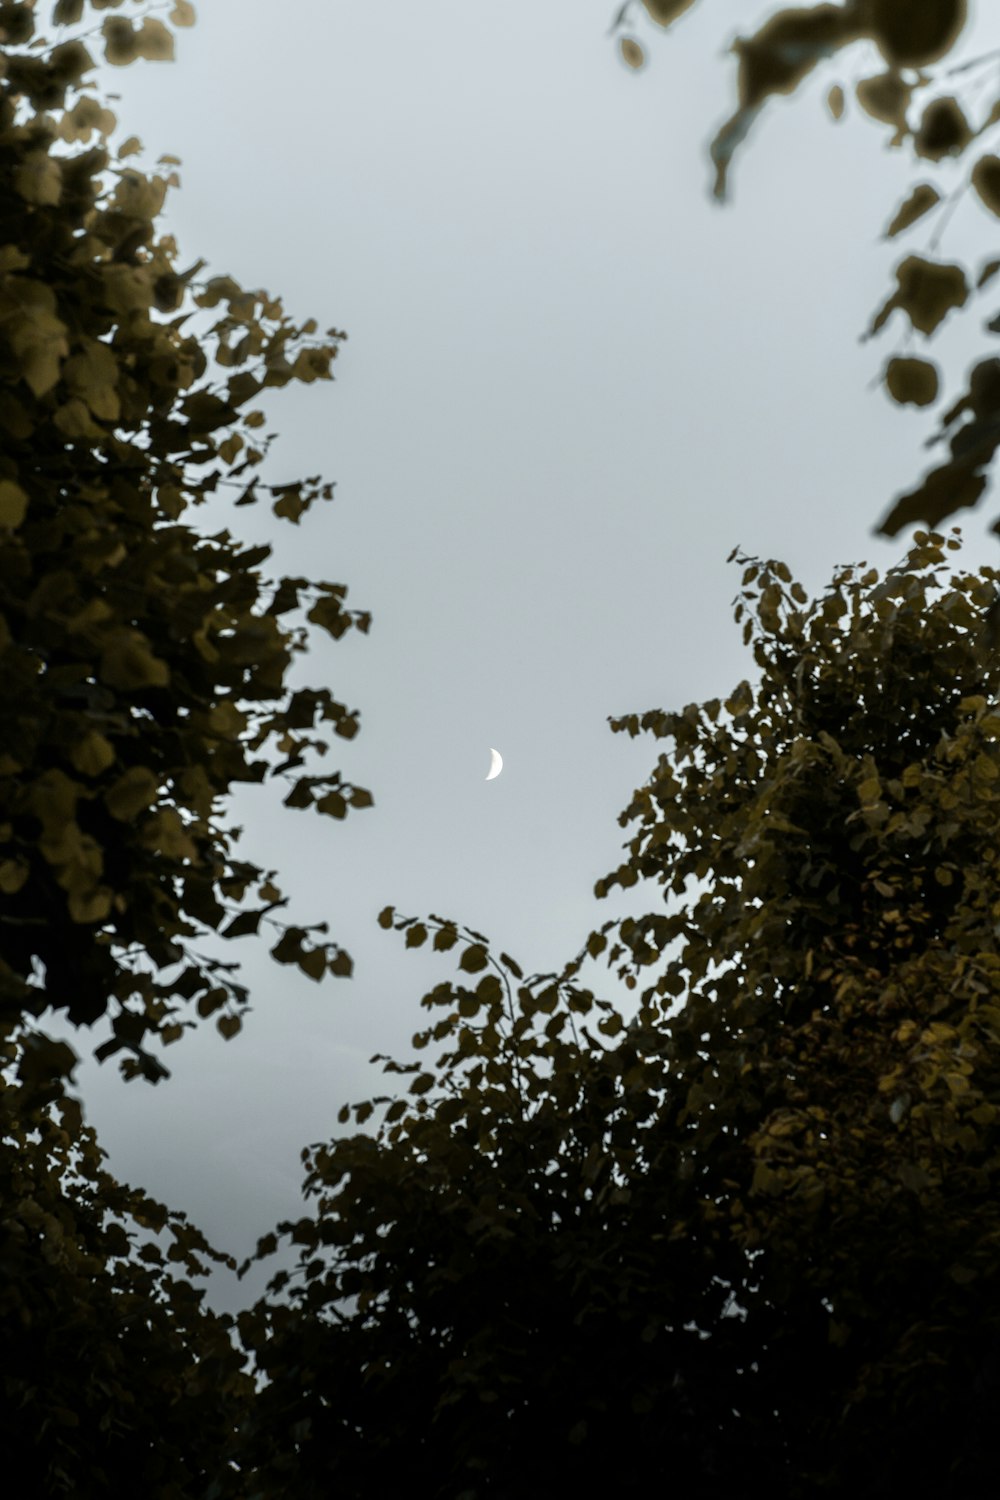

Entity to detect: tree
[0,0,369,1089]
[613,0,1000,541]
[597,528,1000,1492]
[1,1027,251,1496]
[0,4,367,1490]
[238,532,1000,1498]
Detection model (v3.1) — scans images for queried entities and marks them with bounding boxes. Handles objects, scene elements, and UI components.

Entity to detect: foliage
[1,1025,251,1496]
[236,914,772,1499]
[0,0,368,1086]
[8,5,1000,1496]
[613,0,1000,538]
[0,5,364,1493]
[239,532,1000,1497]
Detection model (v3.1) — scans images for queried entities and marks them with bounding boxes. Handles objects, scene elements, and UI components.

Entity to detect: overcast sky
[65,0,1000,1312]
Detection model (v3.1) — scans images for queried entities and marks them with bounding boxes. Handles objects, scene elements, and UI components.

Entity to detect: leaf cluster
[613,0,1000,537]
[0,1,370,1083]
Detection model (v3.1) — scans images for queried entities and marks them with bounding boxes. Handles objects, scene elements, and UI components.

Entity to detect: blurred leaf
[885,183,940,238]
[884,356,940,407]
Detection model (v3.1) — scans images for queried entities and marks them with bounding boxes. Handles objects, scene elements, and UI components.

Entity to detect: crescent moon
[485,748,503,781]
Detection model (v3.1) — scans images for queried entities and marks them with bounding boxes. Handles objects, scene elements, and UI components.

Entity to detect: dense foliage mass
[616,0,1000,538]
[1,1035,250,1495]
[239,532,1000,1497]
[0,0,368,1088]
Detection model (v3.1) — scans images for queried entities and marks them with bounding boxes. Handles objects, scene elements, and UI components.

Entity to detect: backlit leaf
[884,356,939,407]
[868,256,967,338]
[972,154,1000,218]
[885,183,940,238]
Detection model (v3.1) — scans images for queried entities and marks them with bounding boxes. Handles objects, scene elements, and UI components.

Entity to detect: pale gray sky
[66,0,1000,1311]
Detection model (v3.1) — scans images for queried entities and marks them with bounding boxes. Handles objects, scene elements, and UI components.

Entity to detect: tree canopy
[614,0,1000,540]
[0,3,366,1490]
[237,531,1000,1497]
[0,0,369,1089]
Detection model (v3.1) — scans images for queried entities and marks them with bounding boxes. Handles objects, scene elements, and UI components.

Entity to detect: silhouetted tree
[240,533,1000,1498]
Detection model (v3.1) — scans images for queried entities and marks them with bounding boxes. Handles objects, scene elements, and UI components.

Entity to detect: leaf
[197,989,227,1018]
[307,594,350,638]
[70,732,116,777]
[868,256,967,338]
[0,859,28,893]
[14,155,62,206]
[181,391,237,434]
[884,357,940,407]
[884,183,940,238]
[283,779,314,810]
[879,455,988,536]
[869,0,968,68]
[856,72,911,142]
[169,0,197,25]
[104,767,159,821]
[914,96,971,160]
[102,16,138,66]
[0,479,28,529]
[329,948,352,977]
[62,341,121,421]
[972,154,1000,218]
[315,789,347,818]
[405,923,428,949]
[296,945,326,981]
[459,944,488,973]
[641,0,697,24]
[377,905,395,929]
[827,85,845,120]
[620,38,644,69]
[221,910,263,939]
[100,632,170,690]
[135,18,175,62]
[68,885,113,923]
[271,928,306,965]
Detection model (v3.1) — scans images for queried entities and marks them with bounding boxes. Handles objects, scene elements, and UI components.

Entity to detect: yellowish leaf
[0,859,28,894]
[884,356,939,407]
[70,732,116,778]
[620,37,645,69]
[105,767,159,822]
[100,632,170,691]
[972,154,1000,217]
[136,18,175,61]
[68,886,113,924]
[14,155,62,206]
[0,479,28,529]
[641,0,696,23]
[885,183,940,238]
